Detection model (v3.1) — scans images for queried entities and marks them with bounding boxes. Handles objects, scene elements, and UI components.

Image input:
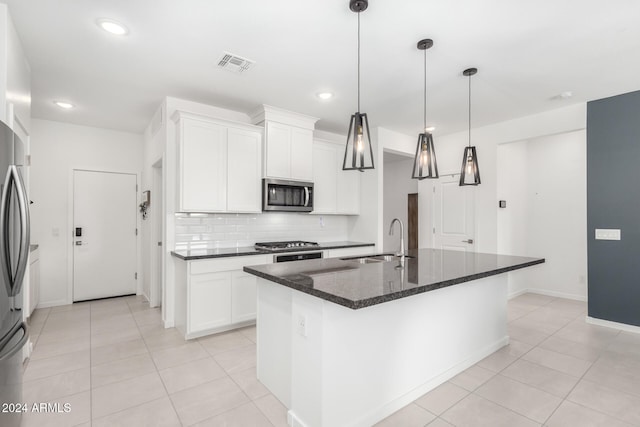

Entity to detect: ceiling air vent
[217,52,254,73]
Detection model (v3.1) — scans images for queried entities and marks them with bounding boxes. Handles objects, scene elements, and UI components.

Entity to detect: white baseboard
[509,288,586,302]
[508,289,528,300]
[35,299,69,309]
[586,316,640,334]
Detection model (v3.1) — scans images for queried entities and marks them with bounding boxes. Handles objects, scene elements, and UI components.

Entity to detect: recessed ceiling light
[425,126,436,132]
[54,101,74,109]
[559,91,573,99]
[316,92,333,100]
[97,18,129,36]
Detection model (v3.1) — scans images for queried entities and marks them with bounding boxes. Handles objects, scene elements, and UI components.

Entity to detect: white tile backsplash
[174,213,349,250]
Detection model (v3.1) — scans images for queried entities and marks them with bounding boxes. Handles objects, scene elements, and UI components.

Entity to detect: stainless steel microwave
[262,178,314,212]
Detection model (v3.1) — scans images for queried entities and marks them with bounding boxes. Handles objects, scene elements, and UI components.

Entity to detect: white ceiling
[3,0,640,137]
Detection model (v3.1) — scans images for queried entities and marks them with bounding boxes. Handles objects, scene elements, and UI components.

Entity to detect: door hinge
[135,228,138,236]
[136,184,138,191]
[432,186,436,193]
[135,272,138,280]
[433,227,436,234]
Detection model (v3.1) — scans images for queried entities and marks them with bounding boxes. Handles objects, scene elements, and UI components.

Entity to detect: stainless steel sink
[370,254,415,262]
[348,257,383,264]
[341,253,415,263]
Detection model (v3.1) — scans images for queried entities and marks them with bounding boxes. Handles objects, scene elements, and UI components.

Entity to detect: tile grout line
[131,298,185,427]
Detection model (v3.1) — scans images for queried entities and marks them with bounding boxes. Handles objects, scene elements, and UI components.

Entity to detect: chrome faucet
[388,218,406,259]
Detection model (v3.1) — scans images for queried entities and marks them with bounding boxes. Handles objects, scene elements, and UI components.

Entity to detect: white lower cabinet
[231,271,258,323]
[175,255,270,339]
[190,272,232,332]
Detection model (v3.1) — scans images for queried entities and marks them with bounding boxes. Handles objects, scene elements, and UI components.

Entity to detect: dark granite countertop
[244,248,545,310]
[171,241,374,260]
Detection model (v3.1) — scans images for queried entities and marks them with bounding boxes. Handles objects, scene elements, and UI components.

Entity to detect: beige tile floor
[22,293,640,426]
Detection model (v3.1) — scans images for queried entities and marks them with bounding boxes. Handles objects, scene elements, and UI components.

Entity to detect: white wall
[498,131,587,300]
[30,119,143,307]
[419,103,586,253]
[383,157,418,253]
[497,141,529,295]
[4,7,30,132]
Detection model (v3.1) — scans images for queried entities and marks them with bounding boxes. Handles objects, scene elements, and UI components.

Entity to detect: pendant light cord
[468,72,471,148]
[357,11,361,113]
[423,48,427,131]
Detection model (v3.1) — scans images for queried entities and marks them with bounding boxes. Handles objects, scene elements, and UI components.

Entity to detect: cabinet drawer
[190,255,270,275]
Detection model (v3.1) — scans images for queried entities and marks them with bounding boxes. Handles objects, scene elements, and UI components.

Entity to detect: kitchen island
[244,248,544,427]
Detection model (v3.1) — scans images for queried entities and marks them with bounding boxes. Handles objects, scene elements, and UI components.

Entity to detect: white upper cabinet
[178,118,227,212]
[312,139,360,215]
[227,127,262,212]
[250,105,318,182]
[265,121,293,179]
[312,141,338,213]
[290,127,313,181]
[173,111,262,213]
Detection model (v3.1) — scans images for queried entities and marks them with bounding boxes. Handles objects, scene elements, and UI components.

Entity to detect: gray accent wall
[587,90,640,327]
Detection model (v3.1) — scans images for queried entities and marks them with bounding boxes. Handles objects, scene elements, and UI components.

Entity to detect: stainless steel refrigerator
[0,119,30,427]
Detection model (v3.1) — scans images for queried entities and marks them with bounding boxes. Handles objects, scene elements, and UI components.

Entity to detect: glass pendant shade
[459,146,480,185]
[459,67,480,186]
[343,112,374,170]
[343,0,374,171]
[412,132,438,179]
[412,38,438,180]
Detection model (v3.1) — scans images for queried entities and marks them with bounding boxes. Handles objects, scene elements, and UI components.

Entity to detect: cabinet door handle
[461,239,474,244]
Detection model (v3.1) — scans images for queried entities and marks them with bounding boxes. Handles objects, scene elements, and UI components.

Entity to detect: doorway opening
[382,151,417,253]
[150,159,163,309]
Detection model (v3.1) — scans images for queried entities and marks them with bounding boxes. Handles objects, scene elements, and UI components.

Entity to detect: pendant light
[343,0,374,171]
[412,39,438,180]
[459,67,481,186]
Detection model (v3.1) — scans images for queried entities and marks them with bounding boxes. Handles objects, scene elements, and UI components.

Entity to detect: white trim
[586,316,640,334]
[35,299,69,309]
[508,288,586,302]
[248,104,319,129]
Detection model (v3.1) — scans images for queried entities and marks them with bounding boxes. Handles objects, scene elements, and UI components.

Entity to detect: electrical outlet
[297,315,307,337]
[595,229,621,240]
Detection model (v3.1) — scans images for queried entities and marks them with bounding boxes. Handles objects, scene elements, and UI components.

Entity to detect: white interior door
[433,174,476,252]
[73,170,137,301]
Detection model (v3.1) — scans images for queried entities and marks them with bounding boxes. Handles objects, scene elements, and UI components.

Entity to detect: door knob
[461,239,474,244]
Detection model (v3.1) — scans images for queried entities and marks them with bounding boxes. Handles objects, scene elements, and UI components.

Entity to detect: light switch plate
[595,229,621,240]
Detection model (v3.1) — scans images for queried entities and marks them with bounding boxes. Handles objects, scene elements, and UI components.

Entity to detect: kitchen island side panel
[257,275,509,427]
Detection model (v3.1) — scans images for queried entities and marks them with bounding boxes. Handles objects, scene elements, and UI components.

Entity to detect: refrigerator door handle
[0,322,28,362]
[0,165,30,297]
[0,166,12,296]
[12,166,30,297]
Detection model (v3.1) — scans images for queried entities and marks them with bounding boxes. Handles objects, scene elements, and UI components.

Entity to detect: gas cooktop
[254,241,320,251]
